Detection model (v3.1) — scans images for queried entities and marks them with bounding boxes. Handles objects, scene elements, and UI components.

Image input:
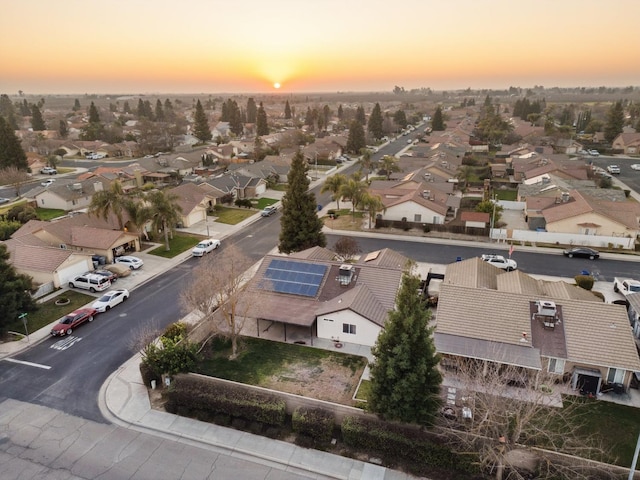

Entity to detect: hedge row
[292,407,335,448]
[341,416,477,474]
[165,374,286,426]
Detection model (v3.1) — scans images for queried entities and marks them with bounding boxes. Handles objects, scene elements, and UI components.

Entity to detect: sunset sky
[2,0,638,95]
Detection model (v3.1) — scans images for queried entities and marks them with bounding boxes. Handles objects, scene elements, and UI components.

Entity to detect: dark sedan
[563,247,599,260]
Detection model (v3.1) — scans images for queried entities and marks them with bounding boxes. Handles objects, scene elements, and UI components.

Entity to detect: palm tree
[147,190,182,251]
[320,173,347,210]
[123,198,153,241]
[88,180,127,230]
[456,165,474,193]
[339,178,366,219]
[379,155,400,180]
[358,148,374,183]
[361,192,386,229]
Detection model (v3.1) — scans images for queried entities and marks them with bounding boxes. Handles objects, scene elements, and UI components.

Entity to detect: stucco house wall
[382,201,445,224]
[316,309,382,347]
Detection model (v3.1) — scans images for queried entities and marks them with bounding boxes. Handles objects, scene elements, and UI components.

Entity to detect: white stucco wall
[316,309,382,347]
[383,201,445,224]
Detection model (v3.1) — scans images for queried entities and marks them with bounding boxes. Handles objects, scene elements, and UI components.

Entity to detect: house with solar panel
[242,246,409,347]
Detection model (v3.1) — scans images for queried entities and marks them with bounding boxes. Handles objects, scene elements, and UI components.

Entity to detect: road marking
[4,358,51,370]
[50,336,82,351]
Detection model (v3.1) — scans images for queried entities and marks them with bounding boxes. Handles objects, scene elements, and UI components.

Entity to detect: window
[414,214,421,222]
[342,323,356,335]
[548,358,565,374]
[607,367,625,384]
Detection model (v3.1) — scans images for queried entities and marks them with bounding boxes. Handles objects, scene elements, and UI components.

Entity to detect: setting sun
[274,83,281,89]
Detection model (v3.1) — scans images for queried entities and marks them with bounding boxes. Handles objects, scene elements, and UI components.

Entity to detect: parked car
[115,255,144,270]
[260,206,277,217]
[40,166,57,175]
[480,254,517,271]
[50,308,97,336]
[631,164,640,171]
[606,165,621,174]
[191,238,221,257]
[92,288,129,313]
[41,178,56,187]
[92,269,118,283]
[0,197,10,204]
[563,247,599,259]
[588,149,600,156]
[68,273,111,292]
[105,263,131,278]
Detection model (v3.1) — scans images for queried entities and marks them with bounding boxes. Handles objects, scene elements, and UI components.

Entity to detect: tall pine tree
[278,151,326,254]
[604,101,625,143]
[256,102,269,136]
[0,116,28,170]
[193,100,212,143]
[368,271,442,426]
[0,243,36,335]
[246,97,257,124]
[431,106,445,131]
[346,120,366,154]
[30,104,46,131]
[284,100,292,119]
[367,103,384,140]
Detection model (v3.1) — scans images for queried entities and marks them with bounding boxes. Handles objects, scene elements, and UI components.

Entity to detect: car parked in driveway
[105,263,131,277]
[563,247,599,259]
[115,255,144,270]
[480,254,517,271]
[260,206,277,217]
[40,166,58,175]
[50,308,97,336]
[191,238,221,257]
[68,273,111,292]
[92,288,129,313]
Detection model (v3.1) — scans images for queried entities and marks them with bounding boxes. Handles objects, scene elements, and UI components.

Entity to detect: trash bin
[456,256,463,262]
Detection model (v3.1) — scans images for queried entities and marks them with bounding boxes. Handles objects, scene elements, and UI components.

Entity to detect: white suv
[68,273,111,292]
[191,238,220,257]
[481,254,517,271]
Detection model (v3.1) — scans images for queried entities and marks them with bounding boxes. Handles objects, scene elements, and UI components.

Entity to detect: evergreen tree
[20,99,30,116]
[322,105,331,130]
[368,271,442,426]
[355,105,366,125]
[0,243,36,336]
[0,116,28,170]
[278,151,326,254]
[304,107,315,128]
[193,100,212,143]
[88,102,100,123]
[58,119,68,139]
[604,101,625,143]
[246,97,257,124]
[367,103,384,140]
[284,100,292,119]
[337,104,343,121]
[137,99,147,118]
[30,104,46,131]
[155,99,165,122]
[80,102,104,141]
[123,100,131,114]
[256,102,269,136]
[0,94,18,130]
[228,100,243,136]
[393,109,408,129]
[346,120,366,154]
[431,106,445,131]
[72,98,81,112]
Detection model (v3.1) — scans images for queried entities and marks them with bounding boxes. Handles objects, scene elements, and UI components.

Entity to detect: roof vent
[71,183,83,191]
[338,264,354,286]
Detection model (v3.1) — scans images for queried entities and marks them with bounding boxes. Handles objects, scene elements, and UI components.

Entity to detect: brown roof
[460,211,490,222]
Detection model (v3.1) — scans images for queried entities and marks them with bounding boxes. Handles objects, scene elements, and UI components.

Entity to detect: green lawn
[355,379,371,401]
[253,198,278,209]
[148,233,202,258]
[5,290,95,337]
[494,190,518,201]
[36,207,67,220]
[211,206,257,224]
[195,336,366,385]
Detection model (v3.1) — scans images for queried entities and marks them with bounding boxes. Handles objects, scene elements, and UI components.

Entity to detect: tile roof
[443,257,499,289]
[8,244,89,272]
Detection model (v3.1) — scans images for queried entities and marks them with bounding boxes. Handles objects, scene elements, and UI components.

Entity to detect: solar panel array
[262,259,327,297]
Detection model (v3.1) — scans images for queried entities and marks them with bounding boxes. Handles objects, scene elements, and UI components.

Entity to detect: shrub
[292,407,335,448]
[234,198,252,208]
[165,374,286,426]
[162,322,187,342]
[574,274,594,290]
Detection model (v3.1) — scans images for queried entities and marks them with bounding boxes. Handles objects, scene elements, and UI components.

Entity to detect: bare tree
[180,244,256,359]
[0,166,31,197]
[438,357,613,480]
[332,236,360,262]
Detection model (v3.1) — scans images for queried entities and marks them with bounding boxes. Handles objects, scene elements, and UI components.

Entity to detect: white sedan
[115,255,144,270]
[92,288,129,313]
[631,164,640,171]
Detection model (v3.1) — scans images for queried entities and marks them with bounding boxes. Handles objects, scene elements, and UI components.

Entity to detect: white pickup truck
[613,277,640,296]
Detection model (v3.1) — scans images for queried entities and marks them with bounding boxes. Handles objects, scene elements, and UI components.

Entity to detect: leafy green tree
[278,151,326,254]
[379,155,400,180]
[88,180,127,230]
[431,106,445,131]
[256,102,269,136]
[476,199,503,225]
[141,335,200,377]
[148,189,183,251]
[367,103,384,140]
[604,101,625,143]
[123,198,153,241]
[320,173,347,210]
[30,104,46,131]
[6,204,37,223]
[346,120,366,154]
[246,97,257,124]
[339,177,366,219]
[393,109,408,130]
[368,271,442,426]
[0,116,28,170]
[0,243,36,336]
[193,99,212,143]
[284,100,292,119]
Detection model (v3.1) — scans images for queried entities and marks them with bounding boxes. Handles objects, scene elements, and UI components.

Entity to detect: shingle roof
[443,257,499,289]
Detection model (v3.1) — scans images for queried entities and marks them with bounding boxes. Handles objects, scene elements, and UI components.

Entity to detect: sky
[2,0,639,95]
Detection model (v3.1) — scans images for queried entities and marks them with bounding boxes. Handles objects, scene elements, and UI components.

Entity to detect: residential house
[167,182,220,227]
[34,178,111,211]
[238,247,406,347]
[612,133,640,155]
[434,258,640,394]
[204,173,267,199]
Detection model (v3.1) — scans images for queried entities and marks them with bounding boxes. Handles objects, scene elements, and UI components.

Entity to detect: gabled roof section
[443,257,500,289]
[315,284,388,326]
[9,244,88,272]
[356,248,409,270]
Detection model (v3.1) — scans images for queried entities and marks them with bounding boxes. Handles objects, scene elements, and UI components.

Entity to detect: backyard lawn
[36,207,67,221]
[148,233,203,258]
[211,206,257,224]
[195,337,367,406]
